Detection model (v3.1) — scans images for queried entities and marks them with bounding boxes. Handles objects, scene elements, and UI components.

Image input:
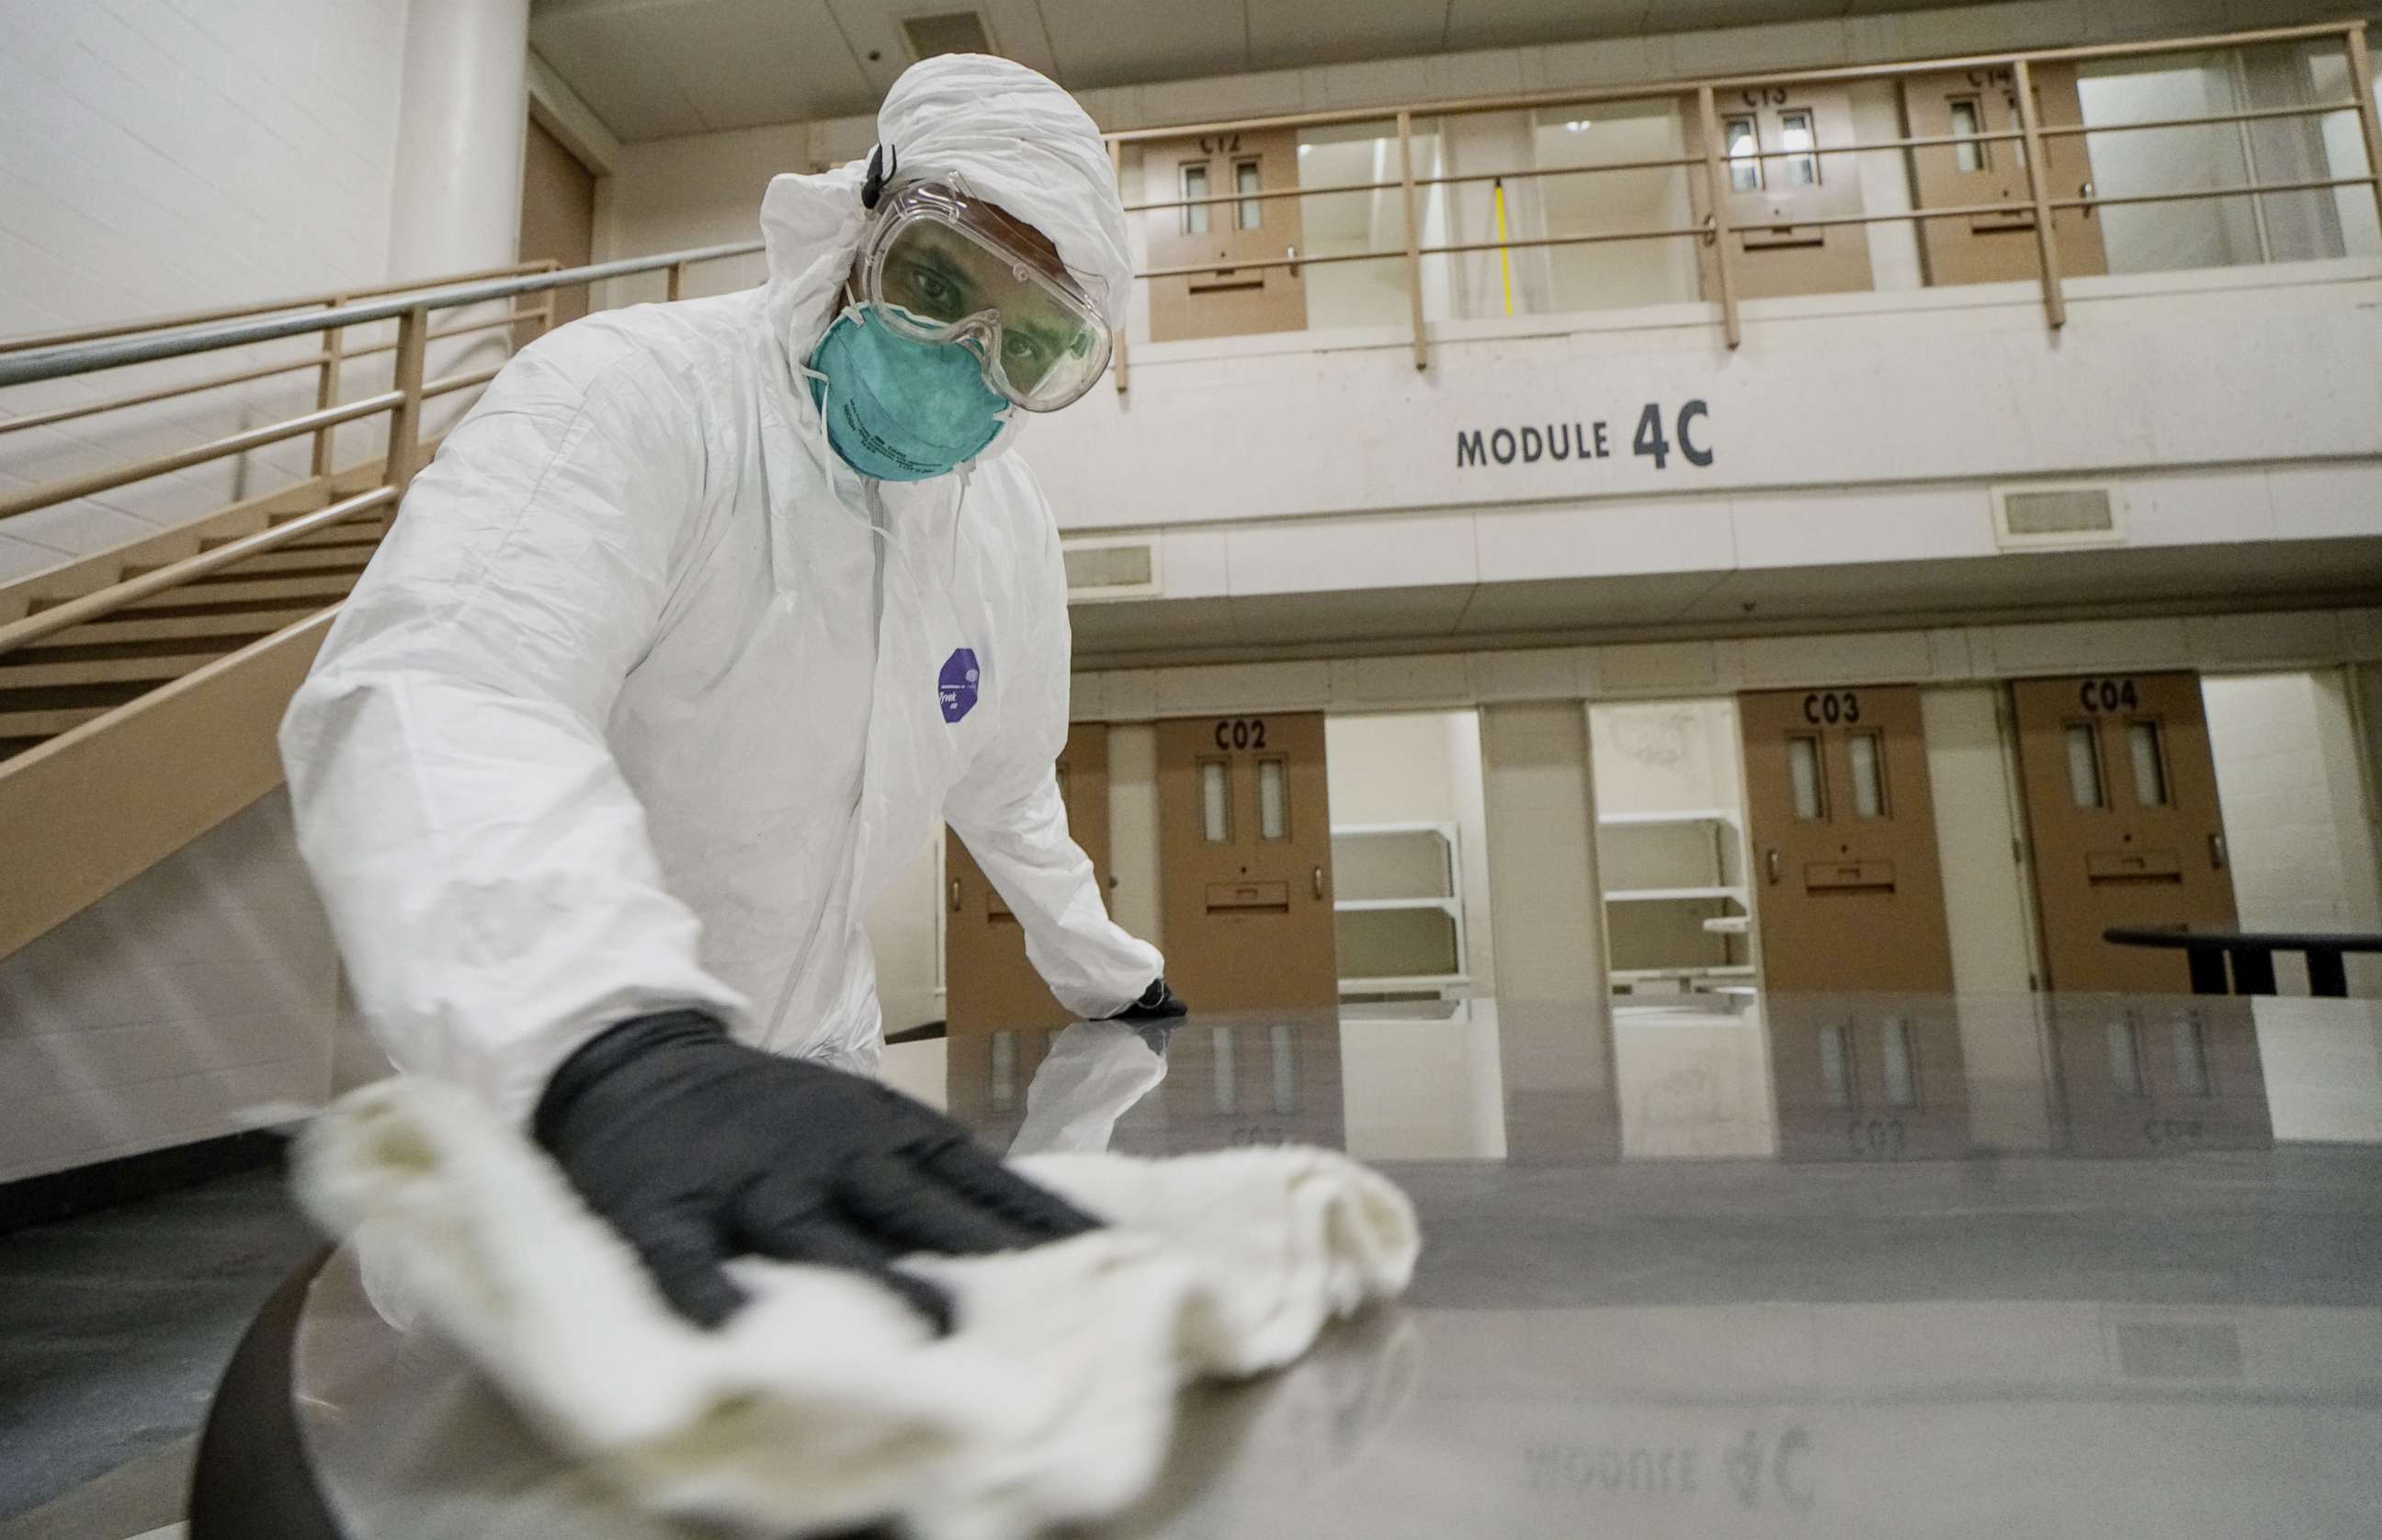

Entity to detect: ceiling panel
[1443,0,1653,54]
[638,0,877,130]
[529,7,709,141]
[1231,585,1478,645]
[1247,0,1450,73]
[1018,0,1252,92]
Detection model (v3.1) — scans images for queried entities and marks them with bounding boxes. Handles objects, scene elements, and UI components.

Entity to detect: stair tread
[21,608,323,649]
[0,651,224,688]
[0,705,110,738]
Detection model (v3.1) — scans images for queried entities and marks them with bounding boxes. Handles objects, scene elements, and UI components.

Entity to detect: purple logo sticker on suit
[939,649,981,723]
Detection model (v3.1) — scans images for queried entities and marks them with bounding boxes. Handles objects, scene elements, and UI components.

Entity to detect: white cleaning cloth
[293,1077,1420,1540]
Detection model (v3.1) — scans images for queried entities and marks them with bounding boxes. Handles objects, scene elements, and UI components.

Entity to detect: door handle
[1312,866,1325,900]
[2208,832,2227,871]
[950,879,962,912]
[1766,848,1782,886]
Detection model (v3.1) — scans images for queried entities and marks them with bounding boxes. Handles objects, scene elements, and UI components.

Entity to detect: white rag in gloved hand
[293,1077,1420,1540]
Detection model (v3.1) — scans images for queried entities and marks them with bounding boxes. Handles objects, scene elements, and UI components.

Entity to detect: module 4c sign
[1458,401,1713,472]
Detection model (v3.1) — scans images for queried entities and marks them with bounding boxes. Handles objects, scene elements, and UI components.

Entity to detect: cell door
[1155,712,1338,1009]
[1902,63,2107,288]
[1767,995,1971,1161]
[1740,686,1956,993]
[1688,85,1875,300]
[2011,674,2237,993]
[518,118,596,326]
[945,723,1112,1032]
[1146,129,1309,342]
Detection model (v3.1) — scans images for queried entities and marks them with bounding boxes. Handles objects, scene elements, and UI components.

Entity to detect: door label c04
[2077,677,2142,713]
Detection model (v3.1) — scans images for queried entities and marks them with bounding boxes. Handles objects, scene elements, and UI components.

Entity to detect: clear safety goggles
[851,177,1112,412]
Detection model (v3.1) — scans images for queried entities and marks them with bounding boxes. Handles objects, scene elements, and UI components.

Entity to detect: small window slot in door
[2127,720,2170,808]
[1234,160,1262,230]
[1847,730,1888,819]
[1880,1018,1918,1108]
[2065,722,2106,810]
[1725,116,1763,191]
[1199,758,1231,843]
[2106,1017,2147,1098]
[1256,757,1288,841]
[1788,734,1827,821]
[1950,97,1988,173]
[1182,163,1210,235]
[1778,109,1819,186]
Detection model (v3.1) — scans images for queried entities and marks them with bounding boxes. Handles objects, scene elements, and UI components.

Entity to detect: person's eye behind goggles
[851,151,1112,413]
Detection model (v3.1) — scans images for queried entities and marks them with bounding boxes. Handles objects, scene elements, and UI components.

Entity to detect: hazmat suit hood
[758,53,1129,468]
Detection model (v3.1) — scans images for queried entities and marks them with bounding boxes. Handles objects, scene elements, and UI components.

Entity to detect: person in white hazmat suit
[279,54,1184,1330]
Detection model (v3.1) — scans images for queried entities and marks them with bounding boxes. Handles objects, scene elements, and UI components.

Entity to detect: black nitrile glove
[533,1010,1100,1331]
[1106,977,1188,1023]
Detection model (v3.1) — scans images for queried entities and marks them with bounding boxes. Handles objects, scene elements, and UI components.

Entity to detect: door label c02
[1212,718,1269,751]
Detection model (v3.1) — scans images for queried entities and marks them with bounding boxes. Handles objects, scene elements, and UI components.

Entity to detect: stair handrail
[0,257,563,356]
[0,240,763,391]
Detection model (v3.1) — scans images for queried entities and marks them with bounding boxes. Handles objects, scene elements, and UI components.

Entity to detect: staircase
[0,238,760,960]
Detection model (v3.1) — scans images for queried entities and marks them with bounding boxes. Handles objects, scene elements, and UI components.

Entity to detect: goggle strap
[861,142,899,210]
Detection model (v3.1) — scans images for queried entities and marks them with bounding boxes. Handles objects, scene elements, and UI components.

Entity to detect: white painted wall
[0,0,411,585]
[1478,700,1605,1001]
[2204,669,2382,996]
[0,793,336,1183]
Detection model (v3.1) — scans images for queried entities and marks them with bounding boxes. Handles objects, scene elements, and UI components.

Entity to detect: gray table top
[289,992,2382,1538]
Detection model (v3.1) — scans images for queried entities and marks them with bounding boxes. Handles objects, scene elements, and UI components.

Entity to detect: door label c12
[1458,402,1713,472]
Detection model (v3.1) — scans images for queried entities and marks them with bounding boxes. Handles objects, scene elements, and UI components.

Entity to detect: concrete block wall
[0,0,411,587]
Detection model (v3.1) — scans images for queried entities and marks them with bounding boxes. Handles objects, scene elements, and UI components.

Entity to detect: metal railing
[1103,18,2382,373]
[0,240,761,660]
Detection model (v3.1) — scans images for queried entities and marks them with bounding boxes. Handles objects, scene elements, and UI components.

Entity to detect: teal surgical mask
[806,305,1008,481]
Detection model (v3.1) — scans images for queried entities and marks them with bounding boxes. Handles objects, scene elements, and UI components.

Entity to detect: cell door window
[1788,734,1828,821]
[1726,117,1763,191]
[1778,109,1820,186]
[1950,97,1989,172]
[1182,164,1211,235]
[1235,160,1263,230]
[2127,720,2171,807]
[1199,759,1232,842]
[1846,730,1888,819]
[1256,758,1288,841]
[2173,1014,2212,1097]
[2065,723,2107,810]
[2106,1017,2147,1097]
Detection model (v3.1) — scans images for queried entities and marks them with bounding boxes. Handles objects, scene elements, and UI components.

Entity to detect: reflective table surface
[290,992,2382,1537]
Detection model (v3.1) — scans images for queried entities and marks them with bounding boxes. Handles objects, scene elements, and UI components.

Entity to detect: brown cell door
[945,724,1112,1032]
[518,118,596,326]
[1688,85,1875,300]
[1155,712,1338,1009]
[1145,129,1309,342]
[2011,674,2237,993]
[1901,63,2107,288]
[1740,686,1956,993]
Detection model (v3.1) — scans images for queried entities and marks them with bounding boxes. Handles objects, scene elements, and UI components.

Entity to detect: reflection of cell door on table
[2010,674,2236,993]
[1902,63,2106,287]
[1689,85,1874,299]
[1156,712,1338,1009]
[1145,129,1308,341]
[946,723,1112,1032]
[1740,686,1955,993]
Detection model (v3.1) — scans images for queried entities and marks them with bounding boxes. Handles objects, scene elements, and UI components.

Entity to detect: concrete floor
[0,1170,320,1538]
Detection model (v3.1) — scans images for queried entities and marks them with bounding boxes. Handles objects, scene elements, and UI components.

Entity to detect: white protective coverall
[280,55,1162,1123]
